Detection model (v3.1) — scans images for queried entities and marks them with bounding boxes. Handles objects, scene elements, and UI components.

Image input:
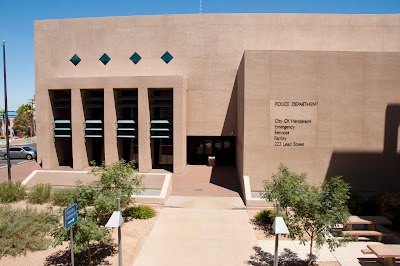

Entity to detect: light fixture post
[272,202,289,266]
[274,203,280,266]
[117,198,122,266]
[2,40,11,181]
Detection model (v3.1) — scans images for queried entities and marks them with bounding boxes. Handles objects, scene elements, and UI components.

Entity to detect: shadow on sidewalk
[246,246,314,266]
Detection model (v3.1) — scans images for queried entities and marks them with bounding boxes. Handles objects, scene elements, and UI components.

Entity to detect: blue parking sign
[64,204,78,230]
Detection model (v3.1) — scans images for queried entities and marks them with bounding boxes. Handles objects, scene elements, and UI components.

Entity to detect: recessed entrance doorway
[187,136,235,166]
[173,137,241,198]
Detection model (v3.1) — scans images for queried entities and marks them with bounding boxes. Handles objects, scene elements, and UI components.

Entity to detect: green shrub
[124,205,156,219]
[0,181,25,203]
[0,206,59,257]
[50,188,75,206]
[254,209,287,225]
[27,184,51,204]
[380,193,400,229]
[254,210,274,225]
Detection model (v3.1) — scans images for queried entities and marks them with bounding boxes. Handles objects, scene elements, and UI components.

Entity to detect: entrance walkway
[133,196,258,266]
[171,165,242,197]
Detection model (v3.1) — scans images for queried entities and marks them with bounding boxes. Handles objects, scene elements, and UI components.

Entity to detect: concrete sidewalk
[133,196,258,266]
[258,236,400,265]
[0,161,41,183]
[134,196,400,265]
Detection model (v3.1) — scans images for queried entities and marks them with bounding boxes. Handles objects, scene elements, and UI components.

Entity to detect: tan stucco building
[35,13,400,196]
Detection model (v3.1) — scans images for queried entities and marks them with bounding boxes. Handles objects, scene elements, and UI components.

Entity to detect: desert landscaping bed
[0,201,161,266]
[247,209,341,266]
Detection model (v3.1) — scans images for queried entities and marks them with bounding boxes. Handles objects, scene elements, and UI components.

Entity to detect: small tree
[52,160,143,265]
[13,103,34,137]
[263,164,351,265]
[90,160,143,215]
[0,109,5,137]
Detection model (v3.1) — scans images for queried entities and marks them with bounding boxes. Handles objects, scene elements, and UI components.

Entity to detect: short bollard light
[105,211,124,228]
[272,203,289,266]
[105,198,124,266]
[273,217,289,235]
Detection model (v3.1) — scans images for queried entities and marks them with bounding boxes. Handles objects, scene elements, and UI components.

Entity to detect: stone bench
[362,248,374,254]
[342,230,394,242]
[367,244,400,266]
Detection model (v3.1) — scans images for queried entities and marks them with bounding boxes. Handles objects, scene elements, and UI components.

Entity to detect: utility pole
[2,40,11,181]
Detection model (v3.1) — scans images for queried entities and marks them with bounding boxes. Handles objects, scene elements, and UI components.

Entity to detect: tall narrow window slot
[149,89,173,172]
[81,89,105,165]
[50,90,73,167]
[115,89,139,168]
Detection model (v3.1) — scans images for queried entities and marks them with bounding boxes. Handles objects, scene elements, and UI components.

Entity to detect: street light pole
[2,40,11,181]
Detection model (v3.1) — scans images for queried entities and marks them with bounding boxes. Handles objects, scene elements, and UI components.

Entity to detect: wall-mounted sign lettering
[270,101,318,147]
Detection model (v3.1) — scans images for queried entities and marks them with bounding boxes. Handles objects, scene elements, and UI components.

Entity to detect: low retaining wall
[133,173,172,205]
[22,170,97,188]
[23,170,172,205]
[243,175,273,208]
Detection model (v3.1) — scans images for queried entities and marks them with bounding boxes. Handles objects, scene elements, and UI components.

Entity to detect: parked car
[0,146,37,160]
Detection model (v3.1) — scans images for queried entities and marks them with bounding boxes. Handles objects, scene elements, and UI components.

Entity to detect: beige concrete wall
[242,50,400,192]
[138,88,151,172]
[236,57,245,196]
[173,80,187,173]
[35,14,400,186]
[35,14,400,138]
[71,88,88,169]
[104,87,118,165]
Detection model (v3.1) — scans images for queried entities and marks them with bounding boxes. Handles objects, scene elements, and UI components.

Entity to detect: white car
[0,146,37,160]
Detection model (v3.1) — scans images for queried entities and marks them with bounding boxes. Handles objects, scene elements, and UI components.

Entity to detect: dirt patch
[0,203,161,265]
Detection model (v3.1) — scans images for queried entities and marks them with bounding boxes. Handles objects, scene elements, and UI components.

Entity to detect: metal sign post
[64,204,78,266]
[70,227,74,266]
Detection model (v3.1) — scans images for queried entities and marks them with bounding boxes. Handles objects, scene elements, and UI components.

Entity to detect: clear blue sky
[0,0,399,110]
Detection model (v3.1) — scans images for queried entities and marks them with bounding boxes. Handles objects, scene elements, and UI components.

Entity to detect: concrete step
[164,196,245,210]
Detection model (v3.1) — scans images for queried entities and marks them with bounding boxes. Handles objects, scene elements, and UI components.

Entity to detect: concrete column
[104,88,118,165]
[173,82,187,173]
[40,89,58,169]
[71,88,89,169]
[138,87,152,172]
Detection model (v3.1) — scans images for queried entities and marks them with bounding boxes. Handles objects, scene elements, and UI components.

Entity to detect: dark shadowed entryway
[187,136,235,165]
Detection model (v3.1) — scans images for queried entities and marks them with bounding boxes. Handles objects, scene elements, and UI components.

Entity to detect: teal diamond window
[70,54,81,66]
[161,51,173,64]
[130,52,142,64]
[99,53,111,65]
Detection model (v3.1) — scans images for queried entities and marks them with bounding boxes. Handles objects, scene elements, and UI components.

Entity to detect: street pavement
[0,142,40,183]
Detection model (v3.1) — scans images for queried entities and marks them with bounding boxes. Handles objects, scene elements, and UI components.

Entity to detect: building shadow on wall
[326,104,400,193]
[210,165,243,197]
[221,73,237,136]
